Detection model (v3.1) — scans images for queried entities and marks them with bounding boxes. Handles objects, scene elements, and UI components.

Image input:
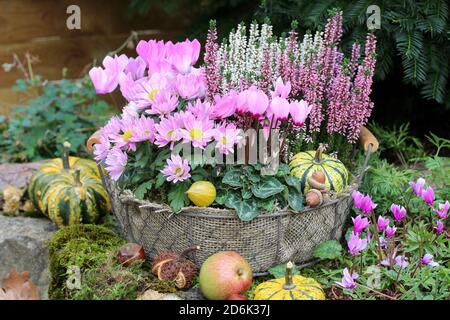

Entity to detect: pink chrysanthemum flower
[180,112,215,149]
[105,147,128,181]
[108,117,137,151]
[186,99,214,120]
[131,116,156,143]
[174,68,206,100]
[93,133,110,162]
[213,123,242,155]
[154,114,184,149]
[161,155,191,183]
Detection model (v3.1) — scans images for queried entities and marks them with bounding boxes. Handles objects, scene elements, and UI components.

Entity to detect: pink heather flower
[124,56,146,80]
[269,96,290,121]
[204,22,221,100]
[385,225,397,238]
[181,112,215,149]
[146,90,178,116]
[434,201,449,219]
[213,123,242,155]
[377,216,390,231]
[161,155,191,183]
[93,133,110,162]
[335,268,358,290]
[154,114,183,149]
[421,254,439,267]
[290,100,312,126]
[347,232,367,255]
[271,77,291,99]
[352,215,369,234]
[391,204,407,222]
[136,39,171,74]
[409,178,426,196]
[421,187,435,206]
[174,70,206,100]
[236,86,269,118]
[436,220,444,234]
[130,116,155,143]
[105,147,128,181]
[211,90,237,119]
[165,39,201,74]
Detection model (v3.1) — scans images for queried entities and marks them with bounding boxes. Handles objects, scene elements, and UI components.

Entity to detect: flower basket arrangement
[87,11,379,273]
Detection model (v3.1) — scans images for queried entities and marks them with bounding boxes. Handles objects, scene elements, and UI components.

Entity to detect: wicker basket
[89,128,378,274]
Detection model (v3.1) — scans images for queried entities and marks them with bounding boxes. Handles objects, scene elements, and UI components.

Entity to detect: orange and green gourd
[28,142,110,226]
[289,144,349,193]
[253,261,326,300]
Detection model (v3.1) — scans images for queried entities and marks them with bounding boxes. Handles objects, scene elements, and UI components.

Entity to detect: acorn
[151,245,200,289]
[305,189,323,208]
[307,171,327,190]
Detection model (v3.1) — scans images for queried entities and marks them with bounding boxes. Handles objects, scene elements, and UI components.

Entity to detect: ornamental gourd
[28,142,109,226]
[253,261,325,300]
[289,144,348,193]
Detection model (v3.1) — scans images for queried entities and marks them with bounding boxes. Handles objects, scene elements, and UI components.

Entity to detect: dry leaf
[0,269,40,300]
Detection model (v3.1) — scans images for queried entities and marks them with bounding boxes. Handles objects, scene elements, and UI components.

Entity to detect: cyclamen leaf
[285,175,302,193]
[224,192,260,221]
[222,169,242,187]
[287,187,303,212]
[313,240,343,260]
[251,177,285,199]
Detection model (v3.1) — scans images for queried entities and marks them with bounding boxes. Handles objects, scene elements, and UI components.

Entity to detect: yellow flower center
[122,130,133,141]
[175,167,182,175]
[148,89,159,101]
[189,128,204,141]
[221,136,227,145]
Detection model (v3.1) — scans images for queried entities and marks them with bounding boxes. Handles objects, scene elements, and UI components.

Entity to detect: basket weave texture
[101,171,355,273]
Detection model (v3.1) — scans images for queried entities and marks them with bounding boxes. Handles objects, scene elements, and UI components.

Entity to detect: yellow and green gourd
[289,143,349,193]
[28,142,110,226]
[253,262,325,300]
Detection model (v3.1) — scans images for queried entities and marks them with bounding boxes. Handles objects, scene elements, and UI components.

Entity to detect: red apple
[199,251,253,300]
[227,293,248,300]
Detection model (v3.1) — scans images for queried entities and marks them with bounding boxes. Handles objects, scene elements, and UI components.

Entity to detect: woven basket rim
[117,183,357,219]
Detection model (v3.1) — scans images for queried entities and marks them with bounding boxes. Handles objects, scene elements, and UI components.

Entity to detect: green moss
[47,224,177,300]
[47,224,126,299]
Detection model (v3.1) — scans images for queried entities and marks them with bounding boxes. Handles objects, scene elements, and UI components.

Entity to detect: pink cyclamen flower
[211,90,237,120]
[269,96,290,121]
[421,253,439,267]
[409,178,426,197]
[352,190,364,208]
[335,268,358,290]
[421,187,435,206]
[181,112,215,149]
[377,216,390,231]
[434,201,449,219]
[385,225,397,238]
[352,215,369,234]
[271,77,291,99]
[347,232,367,255]
[213,123,242,155]
[391,204,407,222]
[436,220,444,234]
[352,191,377,214]
[186,99,214,120]
[237,86,269,118]
[380,249,408,269]
[160,155,191,183]
[378,236,387,249]
[289,100,312,126]
[165,39,201,74]
[136,39,171,74]
[394,256,409,269]
[89,54,129,94]
[124,56,146,80]
[105,147,128,181]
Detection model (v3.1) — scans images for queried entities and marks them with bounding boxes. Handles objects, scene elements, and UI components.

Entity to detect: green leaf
[155,173,166,189]
[287,187,303,212]
[313,240,343,260]
[285,175,302,193]
[224,192,260,221]
[134,181,153,200]
[251,177,285,199]
[268,263,300,278]
[222,168,243,187]
[168,182,190,212]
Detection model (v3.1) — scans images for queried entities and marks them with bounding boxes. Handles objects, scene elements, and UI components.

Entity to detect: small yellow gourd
[186,181,216,207]
[253,261,325,300]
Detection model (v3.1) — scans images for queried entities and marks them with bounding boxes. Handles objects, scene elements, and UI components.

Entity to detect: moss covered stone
[47,224,177,300]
